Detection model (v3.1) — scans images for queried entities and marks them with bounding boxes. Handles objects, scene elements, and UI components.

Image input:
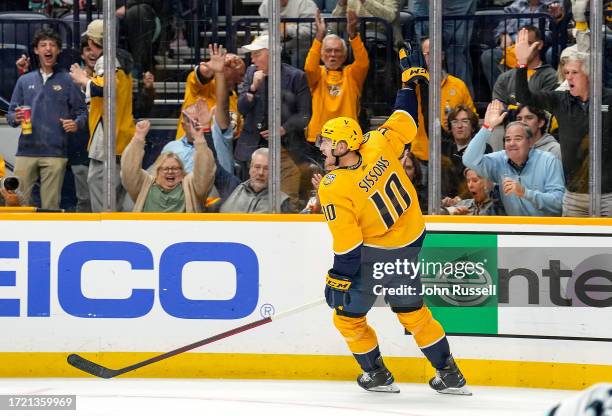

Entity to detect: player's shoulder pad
[362,131,372,145]
[362,129,386,144]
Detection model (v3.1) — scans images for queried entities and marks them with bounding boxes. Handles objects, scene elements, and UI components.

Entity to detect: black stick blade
[67,354,121,379]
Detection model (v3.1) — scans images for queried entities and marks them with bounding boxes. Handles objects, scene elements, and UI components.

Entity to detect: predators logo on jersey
[323,173,336,186]
[318,109,424,255]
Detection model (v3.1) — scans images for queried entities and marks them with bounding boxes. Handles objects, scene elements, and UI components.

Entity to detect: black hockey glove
[399,42,429,88]
[325,270,352,309]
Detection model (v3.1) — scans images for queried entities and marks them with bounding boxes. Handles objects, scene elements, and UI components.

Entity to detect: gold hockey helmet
[318,117,363,151]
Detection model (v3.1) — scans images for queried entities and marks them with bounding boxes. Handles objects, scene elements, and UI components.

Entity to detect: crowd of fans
[0,0,609,217]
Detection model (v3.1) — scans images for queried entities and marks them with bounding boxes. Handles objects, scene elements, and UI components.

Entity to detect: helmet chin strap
[331,147,349,166]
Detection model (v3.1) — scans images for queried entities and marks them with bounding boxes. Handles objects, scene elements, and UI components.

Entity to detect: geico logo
[0,241,259,319]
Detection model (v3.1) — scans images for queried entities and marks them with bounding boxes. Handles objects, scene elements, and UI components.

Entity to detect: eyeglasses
[159,166,183,173]
[450,119,471,126]
[323,47,344,54]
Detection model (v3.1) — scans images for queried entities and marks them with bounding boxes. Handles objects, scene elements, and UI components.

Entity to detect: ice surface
[0,378,571,416]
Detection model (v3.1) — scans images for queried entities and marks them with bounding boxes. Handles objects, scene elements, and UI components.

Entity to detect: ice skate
[429,356,472,396]
[357,356,400,393]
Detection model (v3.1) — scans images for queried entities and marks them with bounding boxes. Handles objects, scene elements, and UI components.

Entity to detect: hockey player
[316,47,469,395]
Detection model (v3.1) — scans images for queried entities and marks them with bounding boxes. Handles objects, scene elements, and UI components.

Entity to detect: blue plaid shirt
[494,0,558,40]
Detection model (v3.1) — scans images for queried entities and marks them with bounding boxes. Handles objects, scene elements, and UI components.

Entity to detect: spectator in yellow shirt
[410,37,477,163]
[305,9,369,145]
[176,53,246,140]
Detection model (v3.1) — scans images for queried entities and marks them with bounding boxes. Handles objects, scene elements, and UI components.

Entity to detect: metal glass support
[103,0,117,212]
[268,0,282,213]
[427,0,442,215]
[589,0,603,216]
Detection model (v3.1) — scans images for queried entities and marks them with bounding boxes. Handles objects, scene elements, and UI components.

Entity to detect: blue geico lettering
[159,242,259,319]
[0,241,259,320]
[0,241,19,317]
[58,241,155,319]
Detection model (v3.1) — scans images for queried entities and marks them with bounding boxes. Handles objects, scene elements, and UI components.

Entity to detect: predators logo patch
[323,174,336,186]
[52,85,63,91]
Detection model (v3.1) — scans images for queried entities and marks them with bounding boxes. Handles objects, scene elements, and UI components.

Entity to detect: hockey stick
[67,298,325,379]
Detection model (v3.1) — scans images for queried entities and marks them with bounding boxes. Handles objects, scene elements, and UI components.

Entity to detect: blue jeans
[411,0,477,94]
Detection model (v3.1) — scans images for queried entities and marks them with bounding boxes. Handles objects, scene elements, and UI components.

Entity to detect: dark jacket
[235,63,312,162]
[7,69,87,158]
[515,67,612,193]
[493,64,558,106]
[442,139,493,198]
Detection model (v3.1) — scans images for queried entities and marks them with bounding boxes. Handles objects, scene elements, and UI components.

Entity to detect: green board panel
[420,233,498,334]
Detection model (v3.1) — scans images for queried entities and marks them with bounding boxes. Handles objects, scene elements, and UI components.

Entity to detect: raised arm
[209,44,230,131]
[514,28,560,111]
[304,9,326,88]
[120,120,151,202]
[347,10,369,91]
[190,122,217,200]
[462,101,507,180]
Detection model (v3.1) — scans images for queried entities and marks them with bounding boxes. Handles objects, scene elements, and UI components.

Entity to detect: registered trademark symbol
[260,303,275,318]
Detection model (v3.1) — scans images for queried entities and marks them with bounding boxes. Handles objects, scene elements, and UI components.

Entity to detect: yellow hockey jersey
[318,110,426,256]
[88,70,136,156]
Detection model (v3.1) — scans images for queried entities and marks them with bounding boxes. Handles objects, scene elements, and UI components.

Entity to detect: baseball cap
[83,19,103,47]
[241,35,269,52]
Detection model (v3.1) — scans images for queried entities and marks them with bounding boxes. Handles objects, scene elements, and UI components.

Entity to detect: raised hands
[514,28,539,67]
[315,9,327,41]
[134,119,151,141]
[483,100,507,130]
[347,9,358,39]
[207,43,227,74]
[224,53,243,72]
[16,54,30,75]
[70,63,90,87]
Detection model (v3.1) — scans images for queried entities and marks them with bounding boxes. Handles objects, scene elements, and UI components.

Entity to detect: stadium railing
[0,16,75,109]
[405,12,565,114]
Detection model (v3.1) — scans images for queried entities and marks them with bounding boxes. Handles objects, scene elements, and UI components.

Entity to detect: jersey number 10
[369,172,412,229]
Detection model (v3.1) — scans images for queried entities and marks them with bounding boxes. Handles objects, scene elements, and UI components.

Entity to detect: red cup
[20,105,32,135]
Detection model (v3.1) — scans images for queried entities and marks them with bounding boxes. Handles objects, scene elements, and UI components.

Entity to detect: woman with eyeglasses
[120,120,216,212]
[441,105,493,200]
